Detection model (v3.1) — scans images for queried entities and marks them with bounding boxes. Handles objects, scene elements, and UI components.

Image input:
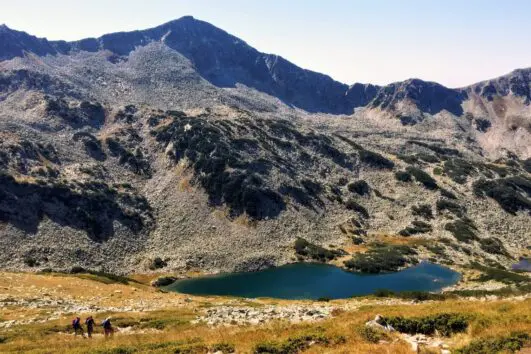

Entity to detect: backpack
[102,319,110,329]
[72,318,80,327]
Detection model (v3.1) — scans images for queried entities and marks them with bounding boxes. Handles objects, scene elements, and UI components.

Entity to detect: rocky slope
[0,17,530,275]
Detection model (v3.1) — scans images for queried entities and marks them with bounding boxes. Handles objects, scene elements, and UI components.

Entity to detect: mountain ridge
[2,16,529,115]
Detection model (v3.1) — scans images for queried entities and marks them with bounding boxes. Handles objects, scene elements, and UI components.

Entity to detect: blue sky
[2,0,531,87]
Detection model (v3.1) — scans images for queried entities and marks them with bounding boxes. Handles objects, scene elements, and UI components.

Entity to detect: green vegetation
[411,204,433,219]
[445,219,478,243]
[372,289,447,301]
[440,187,458,199]
[469,262,529,285]
[345,199,369,218]
[69,267,134,285]
[456,332,530,354]
[0,173,152,242]
[344,244,417,273]
[384,313,468,336]
[399,220,432,236]
[211,342,236,353]
[294,238,344,262]
[395,170,412,182]
[478,237,509,256]
[406,166,438,190]
[473,176,531,214]
[523,158,531,173]
[358,149,394,169]
[357,326,389,343]
[347,180,370,196]
[437,199,466,217]
[254,331,345,354]
[443,158,477,184]
[408,141,460,157]
[23,257,40,267]
[149,257,167,270]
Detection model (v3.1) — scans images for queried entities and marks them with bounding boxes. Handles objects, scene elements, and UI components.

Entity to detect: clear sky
[2,0,531,87]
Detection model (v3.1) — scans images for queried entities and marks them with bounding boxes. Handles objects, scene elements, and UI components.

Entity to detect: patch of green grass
[455,332,530,354]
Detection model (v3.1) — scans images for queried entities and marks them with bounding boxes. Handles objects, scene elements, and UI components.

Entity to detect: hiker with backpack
[85,316,95,338]
[102,317,114,337]
[72,317,83,336]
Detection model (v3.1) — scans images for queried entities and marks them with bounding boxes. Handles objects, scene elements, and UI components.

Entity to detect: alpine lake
[165,261,460,300]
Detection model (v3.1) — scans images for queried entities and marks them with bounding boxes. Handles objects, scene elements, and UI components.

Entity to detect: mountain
[0,17,530,275]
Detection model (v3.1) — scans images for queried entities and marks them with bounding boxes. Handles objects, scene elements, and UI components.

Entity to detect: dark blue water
[165,262,460,299]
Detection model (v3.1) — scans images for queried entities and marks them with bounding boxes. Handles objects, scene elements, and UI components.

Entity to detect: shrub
[474,118,492,132]
[253,332,333,354]
[344,245,417,273]
[347,180,370,196]
[406,166,438,190]
[409,141,460,157]
[345,199,369,218]
[473,177,531,214]
[149,257,167,270]
[294,238,343,262]
[23,257,39,267]
[478,237,509,256]
[445,220,478,243]
[357,326,389,343]
[211,343,235,353]
[359,149,394,169]
[352,236,364,245]
[456,332,530,354]
[395,170,412,182]
[417,153,440,163]
[152,277,177,287]
[523,158,531,173]
[384,313,468,336]
[94,348,136,354]
[437,199,466,217]
[399,220,432,236]
[440,187,458,199]
[412,204,434,219]
[470,262,529,284]
[372,289,447,301]
[443,159,477,184]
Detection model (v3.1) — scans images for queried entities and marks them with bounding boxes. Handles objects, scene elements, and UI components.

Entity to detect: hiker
[85,316,95,338]
[72,316,83,336]
[102,317,114,337]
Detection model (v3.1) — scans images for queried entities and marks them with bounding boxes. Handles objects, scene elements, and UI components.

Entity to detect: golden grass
[0,272,530,353]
